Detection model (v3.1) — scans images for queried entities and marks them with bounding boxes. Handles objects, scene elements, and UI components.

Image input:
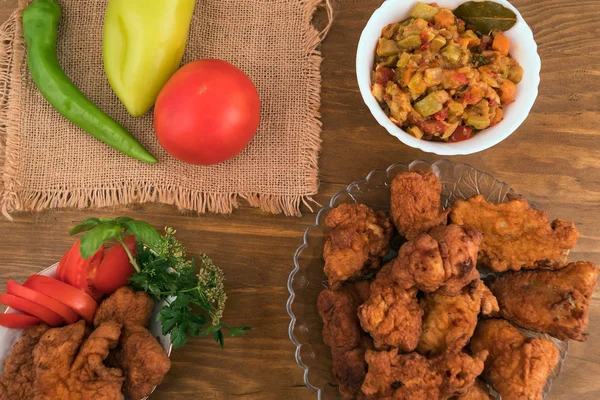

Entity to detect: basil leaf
[68,218,101,235]
[79,224,122,258]
[123,220,162,251]
[454,1,517,34]
[227,326,252,337]
[115,216,134,225]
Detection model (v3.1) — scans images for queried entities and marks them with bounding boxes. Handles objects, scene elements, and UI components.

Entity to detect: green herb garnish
[69,217,251,349]
[454,1,517,35]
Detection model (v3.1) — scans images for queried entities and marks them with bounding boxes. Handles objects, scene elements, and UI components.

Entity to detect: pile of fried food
[318,170,597,400]
[0,287,170,400]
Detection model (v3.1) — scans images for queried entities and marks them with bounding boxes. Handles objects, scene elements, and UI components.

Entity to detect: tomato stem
[117,236,141,273]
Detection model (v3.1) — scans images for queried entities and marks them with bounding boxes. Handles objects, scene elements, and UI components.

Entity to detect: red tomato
[94,236,136,294]
[6,280,79,324]
[0,314,41,329]
[24,275,97,324]
[0,294,64,326]
[154,59,261,165]
[57,239,104,300]
[449,125,473,142]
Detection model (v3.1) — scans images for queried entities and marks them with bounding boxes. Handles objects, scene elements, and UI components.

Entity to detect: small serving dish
[0,263,172,400]
[287,160,567,399]
[356,0,541,155]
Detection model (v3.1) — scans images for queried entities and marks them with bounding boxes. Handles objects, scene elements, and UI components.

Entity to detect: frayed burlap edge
[0,0,332,220]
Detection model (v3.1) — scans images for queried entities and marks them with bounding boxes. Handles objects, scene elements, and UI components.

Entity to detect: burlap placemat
[0,0,332,219]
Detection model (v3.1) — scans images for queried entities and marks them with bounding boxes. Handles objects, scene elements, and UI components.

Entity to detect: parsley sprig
[69,217,251,349]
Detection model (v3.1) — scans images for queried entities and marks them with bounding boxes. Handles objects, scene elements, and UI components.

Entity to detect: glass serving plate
[287,160,568,399]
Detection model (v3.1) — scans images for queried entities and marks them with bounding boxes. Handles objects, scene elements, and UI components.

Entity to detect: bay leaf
[454,1,517,34]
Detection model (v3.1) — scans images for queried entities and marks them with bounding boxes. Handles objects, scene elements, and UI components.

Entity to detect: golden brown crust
[417,280,498,356]
[358,269,422,351]
[361,349,486,399]
[0,323,50,400]
[390,171,450,240]
[470,319,559,400]
[450,194,580,272]
[453,380,493,400]
[117,324,171,400]
[489,261,599,341]
[323,204,393,289]
[317,282,373,398]
[389,224,482,295]
[93,286,154,328]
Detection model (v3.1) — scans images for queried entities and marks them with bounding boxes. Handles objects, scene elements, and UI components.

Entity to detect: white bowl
[356,0,541,155]
[0,263,172,400]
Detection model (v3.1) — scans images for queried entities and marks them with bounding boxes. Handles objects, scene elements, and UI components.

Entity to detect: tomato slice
[57,239,104,301]
[94,236,136,295]
[24,275,97,324]
[0,314,41,329]
[0,294,64,327]
[6,280,79,324]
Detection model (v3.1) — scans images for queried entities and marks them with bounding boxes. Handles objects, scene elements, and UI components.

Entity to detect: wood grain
[0,0,599,399]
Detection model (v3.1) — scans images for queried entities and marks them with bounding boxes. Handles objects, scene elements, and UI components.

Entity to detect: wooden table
[1,0,598,399]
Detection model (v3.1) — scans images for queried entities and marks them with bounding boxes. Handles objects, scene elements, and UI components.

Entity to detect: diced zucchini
[414,91,445,116]
[463,30,478,39]
[371,83,385,102]
[381,55,399,68]
[408,71,427,97]
[430,35,447,52]
[508,64,524,83]
[397,52,411,68]
[442,121,459,139]
[447,101,465,118]
[398,35,422,50]
[466,115,491,130]
[377,38,400,56]
[408,125,424,139]
[423,67,443,86]
[381,23,400,39]
[410,2,439,22]
[442,43,461,64]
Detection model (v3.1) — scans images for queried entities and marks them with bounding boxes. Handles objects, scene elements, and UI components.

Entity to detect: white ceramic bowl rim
[356,0,541,155]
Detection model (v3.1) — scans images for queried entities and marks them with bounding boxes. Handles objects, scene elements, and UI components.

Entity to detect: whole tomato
[154,59,261,165]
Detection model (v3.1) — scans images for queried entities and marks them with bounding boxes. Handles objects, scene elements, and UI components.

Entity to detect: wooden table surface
[1,0,599,399]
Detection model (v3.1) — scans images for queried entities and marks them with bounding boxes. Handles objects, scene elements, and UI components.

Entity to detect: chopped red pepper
[434,107,449,121]
[449,125,472,142]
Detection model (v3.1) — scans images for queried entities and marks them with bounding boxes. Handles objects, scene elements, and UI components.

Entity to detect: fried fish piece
[417,280,498,356]
[489,261,599,341]
[361,349,486,399]
[452,379,492,400]
[33,320,125,400]
[358,269,422,351]
[0,323,50,400]
[117,324,171,400]
[323,204,393,289]
[93,286,154,328]
[390,171,450,240]
[317,282,372,398]
[389,224,482,295]
[450,194,580,272]
[470,319,559,400]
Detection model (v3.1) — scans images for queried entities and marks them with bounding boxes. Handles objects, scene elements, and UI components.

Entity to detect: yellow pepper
[103,0,195,117]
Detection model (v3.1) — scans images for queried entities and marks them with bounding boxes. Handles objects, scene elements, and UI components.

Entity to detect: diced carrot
[499,80,516,104]
[490,108,504,126]
[434,9,454,28]
[402,68,415,87]
[492,33,510,56]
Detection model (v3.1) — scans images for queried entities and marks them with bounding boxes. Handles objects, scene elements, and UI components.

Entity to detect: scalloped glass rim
[287,160,568,399]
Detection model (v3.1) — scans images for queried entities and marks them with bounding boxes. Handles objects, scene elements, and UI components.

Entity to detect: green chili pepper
[22,0,158,164]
